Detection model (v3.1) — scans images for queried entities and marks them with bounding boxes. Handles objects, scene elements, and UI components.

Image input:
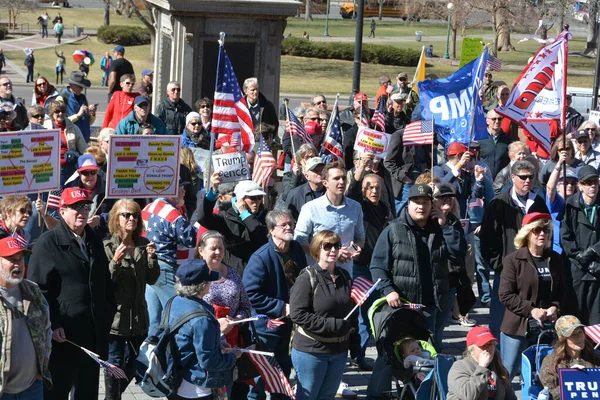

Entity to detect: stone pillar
[146,0,299,113]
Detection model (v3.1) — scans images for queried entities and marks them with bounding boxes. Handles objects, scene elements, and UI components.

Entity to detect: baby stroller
[369,298,435,400]
[521,328,557,399]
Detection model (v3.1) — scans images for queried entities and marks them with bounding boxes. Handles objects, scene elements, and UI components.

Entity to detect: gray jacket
[447,355,516,400]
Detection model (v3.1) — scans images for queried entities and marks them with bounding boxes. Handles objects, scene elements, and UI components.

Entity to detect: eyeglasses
[585,128,597,131]
[189,122,201,126]
[581,179,599,186]
[67,203,91,213]
[322,242,342,251]
[80,170,98,176]
[123,81,134,85]
[516,174,535,181]
[365,185,381,192]
[314,100,326,105]
[488,117,503,121]
[120,212,140,220]
[32,114,44,119]
[275,222,295,229]
[199,105,210,109]
[1,82,12,87]
[557,147,571,151]
[170,88,181,92]
[18,208,33,215]
[246,195,263,201]
[531,226,550,235]
[53,110,65,114]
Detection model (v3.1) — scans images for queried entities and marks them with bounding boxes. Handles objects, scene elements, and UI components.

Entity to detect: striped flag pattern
[403,119,434,146]
[360,105,369,127]
[584,324,600,344]
[371,96,386,131]
[486,55,503,72]
[320,96,344,164]
[350,277,380,307]
[406,303,425,309]
[12,233,28,248]
[46,189,63,209]
[211,43,254,153]
[257,315,287,329]
[248,353,295,399]
[286,107,312,145]
[252,135,277,189]
[80,346,128,379]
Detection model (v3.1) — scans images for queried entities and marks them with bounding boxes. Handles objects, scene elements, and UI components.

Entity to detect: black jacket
[343,124,360,170]
[384,128,431,198]
[384,110,409,134]
[156,97,192,136]
[480,190,549,273]
[28,219,116,360]
[478,131,511,179]
[370,207,466,310]
[197,194,268,272]
[245,92,279,131]
[286,182,324,222]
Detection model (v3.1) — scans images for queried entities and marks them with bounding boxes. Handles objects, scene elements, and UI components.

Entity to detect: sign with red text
[106,135,181,198]
[353,127,391,159]
[0,129,60,195]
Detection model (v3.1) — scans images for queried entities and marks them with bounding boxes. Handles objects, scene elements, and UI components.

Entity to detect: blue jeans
[425,305,446,352]
[489,272,505,341]
[146,261,176,332]
[101,70,110,86]
[394,183,413,216]
[472,232,491,304]
[441,287,457,328]
[292,349,347,400]
[0,379,43,400]
[500,332,529,381]
[352,262,374,362]
[248,329,293,400]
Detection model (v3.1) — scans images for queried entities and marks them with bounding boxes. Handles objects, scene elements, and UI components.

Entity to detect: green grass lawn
[14,7,144,32]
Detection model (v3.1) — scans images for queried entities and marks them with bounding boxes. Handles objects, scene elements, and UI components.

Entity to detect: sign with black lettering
[212,152,250,183]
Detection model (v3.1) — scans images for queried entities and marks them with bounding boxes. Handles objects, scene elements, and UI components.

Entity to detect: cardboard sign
[459,37,484,68]
[0,129,61,195]
[106,135,181,198]
[212,152,250,183]
[589,110,600,126]
[353,126,392,159]
[559,368,600,399]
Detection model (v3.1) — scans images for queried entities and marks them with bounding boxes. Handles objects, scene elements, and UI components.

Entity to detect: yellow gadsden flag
[412,46,426,95]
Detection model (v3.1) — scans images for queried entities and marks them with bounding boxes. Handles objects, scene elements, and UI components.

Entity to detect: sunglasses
[53,110,65,114]
[322,242,342,251]
[436,196,455,202]
[80,170,98,176]
[488,117,503,121]
[276,222,295,229]
[68,203,91,213]
[18,208,33,215]
[189,122,201,126]
[246,195,263,201]
[581,179,599,186]
[32,114,44,119]
[170,88,181,92]
[531,226,550,235]
[199,105,210,109]
[577,138,590,144]
[557,147,571,151]
[1,82,12,87]
[585,128,597,131]
[123,81,134,85]
[516,174,534,181]
[559,179,577,186]
[36,82,47,86]
[314,100,326,105]
[120,212,140,220]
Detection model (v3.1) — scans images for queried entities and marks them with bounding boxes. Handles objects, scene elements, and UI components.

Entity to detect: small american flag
[12,233,28,248]
[211,42,254,153]
[403,119,434,146]
[286,107,312,145]
[79,346,128,379]
[406,303,425,309]
[252,135,277,189]
[46,189,63,209]
[371,96,386,131]
[585,324,600,344]
[486,55,503,72]
[350,276,380,306]
[320,96,344,164]
[257,315,287,329]
[248,353,295,399]
[360,105,369,127]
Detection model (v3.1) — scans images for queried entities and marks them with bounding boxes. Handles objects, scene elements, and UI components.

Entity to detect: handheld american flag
[248,353,295,399]
[360,104,369,127]
[584,324,600,346]
[350,277,381,306]
[486,55,503,72]
[403,119,434,146]
[252,135,277,189]
[257,315,287,329]
[79,345,128,379]
[371,96,386,131]
[211,38,254,153]
[320,95,344,164]
[286,107,312,145]
[46,189,63,209]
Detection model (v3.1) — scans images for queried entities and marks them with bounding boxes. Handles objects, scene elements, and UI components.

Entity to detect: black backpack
[136,296,208,398]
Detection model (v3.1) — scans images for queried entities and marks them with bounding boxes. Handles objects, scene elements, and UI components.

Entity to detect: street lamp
[443,2,454,59]
[324,0,331,37]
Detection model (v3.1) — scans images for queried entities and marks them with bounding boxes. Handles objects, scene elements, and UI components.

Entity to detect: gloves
[334,318,350,334]
[64,150,80,165]
[576,248,597,268]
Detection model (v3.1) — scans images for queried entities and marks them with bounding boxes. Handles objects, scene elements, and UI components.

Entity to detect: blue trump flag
[417,48,489,145]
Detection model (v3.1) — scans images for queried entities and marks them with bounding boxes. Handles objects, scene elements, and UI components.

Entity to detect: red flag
[248,353,295,399]
[252,135,277,189]
[403,120,434,146]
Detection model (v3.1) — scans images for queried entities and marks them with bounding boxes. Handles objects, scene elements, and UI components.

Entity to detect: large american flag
[403,119,434,146]
[252,135,276,189]
[350,276,380,306]
[46,189,63,209]
[286,107,312,145]
[80,345,128,379]
[486,55,503,72]
[248,353,295,399]
[584,324,600,345]
[371,96,386,131]
[211,43,254,153]
[320,96,344,164]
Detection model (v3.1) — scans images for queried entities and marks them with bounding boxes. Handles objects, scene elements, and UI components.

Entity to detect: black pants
[105,334,145,400]
[45,351,100,400]
[26,66,34,83]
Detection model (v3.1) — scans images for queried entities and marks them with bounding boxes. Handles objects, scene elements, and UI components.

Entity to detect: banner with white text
[353,127,392,159]
[559,368,600,399]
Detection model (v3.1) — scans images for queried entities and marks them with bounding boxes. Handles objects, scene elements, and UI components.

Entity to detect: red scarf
[55,120,68,166]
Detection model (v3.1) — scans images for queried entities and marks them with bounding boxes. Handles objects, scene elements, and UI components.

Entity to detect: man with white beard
[0,237,52,398]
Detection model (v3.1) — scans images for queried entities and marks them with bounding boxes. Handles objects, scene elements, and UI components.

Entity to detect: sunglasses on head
[531,226,550,235]
[120,212,140,220]
[322,242,342,251]
[516,174,534,181]
[18,208,33,215]
[80,170,98,176]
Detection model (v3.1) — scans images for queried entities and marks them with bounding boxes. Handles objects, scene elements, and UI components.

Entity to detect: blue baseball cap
[113,45,125,54]
[134,95,149,106]
[141,68,153,77]
[175,260,221,285]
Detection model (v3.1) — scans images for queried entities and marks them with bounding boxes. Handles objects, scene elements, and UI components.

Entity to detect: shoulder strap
[170,309,209,333]
[302,266,318,297]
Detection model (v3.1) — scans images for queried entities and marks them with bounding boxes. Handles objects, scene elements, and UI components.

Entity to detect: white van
[567,86,599,119]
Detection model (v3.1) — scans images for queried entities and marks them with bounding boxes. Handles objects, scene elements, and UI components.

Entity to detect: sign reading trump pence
[559,368,600,399]
[353,127,391,159]
[106,135,181,198]
[212,152,251,183]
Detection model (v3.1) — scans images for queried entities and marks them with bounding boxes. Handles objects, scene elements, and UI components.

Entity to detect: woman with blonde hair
[0,195,35,244]
[498,212,564,380]
[180,146,201,194]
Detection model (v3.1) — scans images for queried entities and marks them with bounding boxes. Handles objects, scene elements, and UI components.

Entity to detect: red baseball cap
[466,326,498,347]
[447,142,469,157]
[304,120,323,136]
[354,92,368,102]
[521,212,551,228]
[0,237,31,258]
[59,188,92,207]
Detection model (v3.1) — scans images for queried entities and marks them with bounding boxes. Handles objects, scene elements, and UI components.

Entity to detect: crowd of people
[1,42,600,400]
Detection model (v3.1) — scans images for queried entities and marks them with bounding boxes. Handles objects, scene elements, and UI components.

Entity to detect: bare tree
[0,0,37,30]
[104,0,110,26]
[305,0,313,21]
[113,0,156,60]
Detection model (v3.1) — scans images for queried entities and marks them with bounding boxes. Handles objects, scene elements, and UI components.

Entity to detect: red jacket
[102,91,140,129]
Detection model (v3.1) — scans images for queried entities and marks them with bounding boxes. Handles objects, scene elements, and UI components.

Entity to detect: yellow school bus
[340,0,445,21]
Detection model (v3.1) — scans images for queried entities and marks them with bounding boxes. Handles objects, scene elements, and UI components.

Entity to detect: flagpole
[344,278,381,320]
[561,36,568,202]
[207,32,227,188]
[285,104,298,169]
[431,117,435,176]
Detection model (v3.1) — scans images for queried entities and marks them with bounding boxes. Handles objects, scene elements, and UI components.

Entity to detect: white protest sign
[589,110,600,126]
[0,129,61,195]
[212,152,250,183]
[106,135,181,198]
[191,148,211,173]
[353,126,392,159]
